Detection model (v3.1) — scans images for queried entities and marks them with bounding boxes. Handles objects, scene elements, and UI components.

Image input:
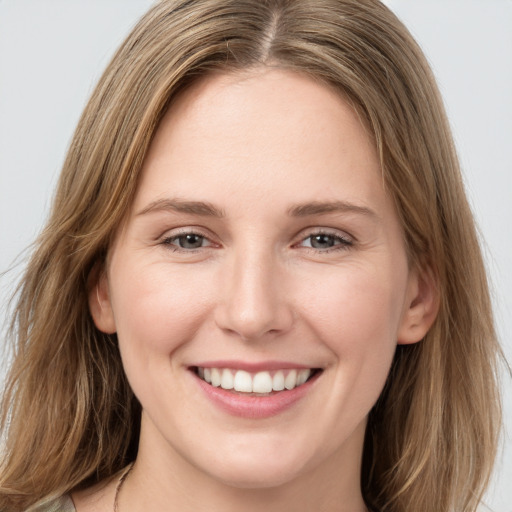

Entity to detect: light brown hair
[0,1,502,511]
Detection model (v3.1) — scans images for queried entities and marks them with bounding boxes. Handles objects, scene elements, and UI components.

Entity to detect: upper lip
[189,360,319,372]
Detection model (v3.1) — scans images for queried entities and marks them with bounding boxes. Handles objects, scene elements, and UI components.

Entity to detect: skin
[81,68,437,512]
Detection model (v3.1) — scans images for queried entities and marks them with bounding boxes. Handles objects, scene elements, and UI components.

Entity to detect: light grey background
[1,1,511,510]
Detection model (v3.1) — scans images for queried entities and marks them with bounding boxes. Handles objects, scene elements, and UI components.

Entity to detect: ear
[397,263,439,345]
[88,263,117,334]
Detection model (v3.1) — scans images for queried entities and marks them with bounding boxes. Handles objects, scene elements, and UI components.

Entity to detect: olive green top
[28,494,76,512]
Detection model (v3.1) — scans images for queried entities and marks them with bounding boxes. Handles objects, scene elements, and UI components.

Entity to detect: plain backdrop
[1,1,511,510]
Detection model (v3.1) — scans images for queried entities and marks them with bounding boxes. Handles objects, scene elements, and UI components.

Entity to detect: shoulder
[27,494,76,512]
[25,464,128,512]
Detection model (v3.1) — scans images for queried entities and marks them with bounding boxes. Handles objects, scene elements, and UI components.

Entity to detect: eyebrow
[137,198,377,220]
[287,200,378,219]
[137,198,225,217]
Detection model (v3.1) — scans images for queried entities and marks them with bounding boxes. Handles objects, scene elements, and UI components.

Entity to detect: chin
[195,446,310,490]
[211,463,304,490]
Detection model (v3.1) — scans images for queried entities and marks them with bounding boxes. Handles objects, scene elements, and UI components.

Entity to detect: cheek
[108,261,218,416]
[110,262,211,368]
[296,260,407,397]
[303,264,405,340]
[298,266,406,429]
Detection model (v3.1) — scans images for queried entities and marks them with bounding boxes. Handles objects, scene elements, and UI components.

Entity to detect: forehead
[133,68,385,216]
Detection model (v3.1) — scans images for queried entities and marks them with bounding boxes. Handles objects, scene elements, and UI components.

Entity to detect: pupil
[180,234,203,248]
[311,234,334,249]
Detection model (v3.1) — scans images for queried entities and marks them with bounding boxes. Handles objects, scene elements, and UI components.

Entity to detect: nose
[214,249,294,341]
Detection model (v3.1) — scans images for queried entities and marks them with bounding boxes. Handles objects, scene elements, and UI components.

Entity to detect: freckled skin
[88,69,431,512]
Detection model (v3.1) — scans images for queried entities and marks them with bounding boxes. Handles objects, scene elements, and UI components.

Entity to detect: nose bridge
[215,243,293,340]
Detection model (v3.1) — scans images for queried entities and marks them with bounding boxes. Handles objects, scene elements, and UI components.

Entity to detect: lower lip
[192,370,320,419]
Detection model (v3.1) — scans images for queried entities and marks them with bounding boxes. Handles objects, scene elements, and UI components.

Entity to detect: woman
[0,1,502,511]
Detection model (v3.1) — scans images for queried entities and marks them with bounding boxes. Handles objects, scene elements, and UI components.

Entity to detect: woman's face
[91,69,433,491]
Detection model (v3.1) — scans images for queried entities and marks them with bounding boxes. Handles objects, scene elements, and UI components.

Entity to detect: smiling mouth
[192,367,321,395]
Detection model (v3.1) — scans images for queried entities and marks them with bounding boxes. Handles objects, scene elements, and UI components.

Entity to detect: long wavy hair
[0,1,502,511]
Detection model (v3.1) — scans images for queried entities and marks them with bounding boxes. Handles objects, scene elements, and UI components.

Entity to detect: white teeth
[197,367,314,393]
[297,369,311,386]
[234,370,253,392]
[221,368,234,389]
[284,369,297,390]
[211,368,222,387]
[252,372,273,393]
[272,370,285,391]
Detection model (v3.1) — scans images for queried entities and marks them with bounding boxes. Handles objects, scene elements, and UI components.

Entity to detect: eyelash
[296,230,353,252]
[160,229,353,253]
[161,229,213,252]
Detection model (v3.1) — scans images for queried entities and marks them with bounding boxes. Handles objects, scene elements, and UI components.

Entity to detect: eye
[299,232,352,251]
[162,232,213,250]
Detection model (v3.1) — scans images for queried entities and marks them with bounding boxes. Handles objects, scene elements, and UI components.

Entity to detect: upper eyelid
[159,228,218,251]
[294,226,354,243]
[160,226,214,240]
[295,234,353,250]
[161,230,217,252]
